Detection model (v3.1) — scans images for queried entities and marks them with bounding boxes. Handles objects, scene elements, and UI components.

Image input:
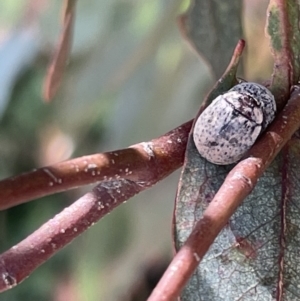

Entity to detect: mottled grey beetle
[193,82,276,165]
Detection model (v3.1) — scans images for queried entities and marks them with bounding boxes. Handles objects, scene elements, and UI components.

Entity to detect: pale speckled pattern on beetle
[193,82,276,165]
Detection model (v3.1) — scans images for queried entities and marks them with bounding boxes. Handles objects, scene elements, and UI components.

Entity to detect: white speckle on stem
[43,168,59,183]
[170,265,178,272]
[97,202,105,209]
[2,272,17,289]
[193,252,200,262]
[140,142,155,159]
[232,172,253,189]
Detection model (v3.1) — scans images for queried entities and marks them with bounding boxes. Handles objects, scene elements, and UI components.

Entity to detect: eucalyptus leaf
[180,0,243,79]
[176,141,300,300]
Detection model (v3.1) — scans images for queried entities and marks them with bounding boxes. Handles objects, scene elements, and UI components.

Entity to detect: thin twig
[43,0,77,101]
[0,179,142,292]
[0,120,192,210]
[147,87,300,301]
[0,119,193,292]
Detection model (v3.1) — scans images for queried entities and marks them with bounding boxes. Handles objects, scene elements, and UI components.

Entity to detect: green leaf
[179,0,243,79]
[176,141,300,300]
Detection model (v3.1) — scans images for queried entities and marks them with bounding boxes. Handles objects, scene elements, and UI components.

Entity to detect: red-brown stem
[0,179,142,291]
[0,120,192,210]
[267,0,293,107]
[148,88,300,301]
[0,120,192,292]
[43,0,76,101]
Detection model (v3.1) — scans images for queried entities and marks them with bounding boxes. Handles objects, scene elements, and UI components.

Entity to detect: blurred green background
[0,0,272,300]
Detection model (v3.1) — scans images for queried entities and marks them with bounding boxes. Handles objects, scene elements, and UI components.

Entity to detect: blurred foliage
[0,0,273,300]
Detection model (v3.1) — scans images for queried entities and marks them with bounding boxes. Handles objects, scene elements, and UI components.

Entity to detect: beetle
[193,82,276,165]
